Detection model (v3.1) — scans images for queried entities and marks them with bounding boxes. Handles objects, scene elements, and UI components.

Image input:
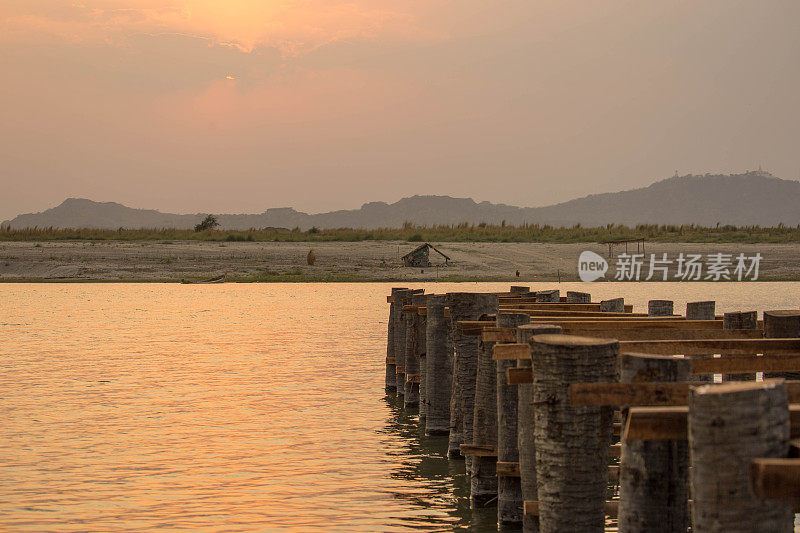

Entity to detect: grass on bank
[2,222,800,244]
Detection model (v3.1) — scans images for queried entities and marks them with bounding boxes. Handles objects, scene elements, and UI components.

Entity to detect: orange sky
[1,1,799,220]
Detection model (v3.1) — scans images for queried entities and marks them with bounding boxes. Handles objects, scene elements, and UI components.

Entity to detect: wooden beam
[570,381,800,406]
[385,357,396,365]
[691,355,800,374]
[569,382,689,406]
[625,405,800,441]
[493,343,530,361]
[483,327,516,343]
[496,461,520,477]
[395,366,405,374]
[620,339,800,355]
[500,309,648,318]
[750,458,800,508]
[506,367,533,385]
[460,444,498,457]
[568,328,762,341]
[530,319,724,330]
[406,374,420,384]
[524,500,619,517]
[609,443,621,458]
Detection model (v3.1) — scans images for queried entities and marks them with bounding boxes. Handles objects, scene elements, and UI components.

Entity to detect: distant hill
[4,171,800,230]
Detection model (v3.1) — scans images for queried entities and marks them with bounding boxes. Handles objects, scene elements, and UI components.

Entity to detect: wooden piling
[618,353,691,533]
[495,313,532,526]
[529,334,619,532]
[386,287,408,392]
[764,310,800,381]
[601,298,625,313]
[447,293,499,463]
[535,290,560,303]
[689,380,793,531]
[394,289,415,395]
[517,323,563,533]
[425,295,451,436]
[648,300,674,317]
[723,311,758,381]
[416,294,430,422]
[404,293,427,408]
[686,301,715,320]
[566,291,591,303]
[469,314,527,506]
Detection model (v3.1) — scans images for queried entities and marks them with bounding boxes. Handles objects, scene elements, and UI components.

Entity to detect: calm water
[2,282,799,532]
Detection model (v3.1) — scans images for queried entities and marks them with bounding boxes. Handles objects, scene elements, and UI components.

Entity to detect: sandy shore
[1,240,799,281]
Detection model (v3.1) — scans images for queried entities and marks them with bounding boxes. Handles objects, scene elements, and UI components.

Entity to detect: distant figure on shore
[516,270,520,277]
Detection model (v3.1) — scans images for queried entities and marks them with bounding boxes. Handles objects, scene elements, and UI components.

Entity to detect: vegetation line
[2,222,800,244]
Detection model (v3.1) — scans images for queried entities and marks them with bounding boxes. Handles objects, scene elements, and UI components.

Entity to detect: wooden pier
[384,289,800,532]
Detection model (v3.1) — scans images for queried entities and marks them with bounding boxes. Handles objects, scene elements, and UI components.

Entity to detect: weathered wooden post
[689,380,793,531]
[416,294,430,422]
[764,310,800,380]
[686,301,715,320]
[723,310,758,381]
[648,300,673,317]
[425,295,451,436]
[618,353,691,533]
[469,313,531,508]
[566,291,591,303]
[447,293,499,462]
[517,324,563,533]
[529,334,619,532]
[404,293,427,408]
[601,298,625,313]
[386,287,408,393]
[510,286,531,295]
[535,290,560,303]
[394,289,413,396]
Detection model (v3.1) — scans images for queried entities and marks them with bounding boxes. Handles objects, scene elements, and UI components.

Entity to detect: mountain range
[4,171,800,230]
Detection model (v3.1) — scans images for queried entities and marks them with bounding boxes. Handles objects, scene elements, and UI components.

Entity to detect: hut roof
[402,242,450,261]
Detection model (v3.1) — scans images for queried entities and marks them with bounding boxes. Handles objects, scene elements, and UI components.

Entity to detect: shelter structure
[402,243,450,268]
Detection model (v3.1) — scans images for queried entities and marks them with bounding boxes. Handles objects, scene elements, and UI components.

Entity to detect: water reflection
[379,394,506,532]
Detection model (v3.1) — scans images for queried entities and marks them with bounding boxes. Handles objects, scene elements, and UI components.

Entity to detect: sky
[1,1,799,221]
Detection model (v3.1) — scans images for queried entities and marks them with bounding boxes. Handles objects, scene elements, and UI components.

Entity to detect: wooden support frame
[620,339,800,355]
[750,458,800,509]
[459,444,498,457]
[624,405,800,441]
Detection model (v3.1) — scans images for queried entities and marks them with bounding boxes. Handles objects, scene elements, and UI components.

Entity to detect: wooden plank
[493,343,531,361]
[570,381,800,406]
[750,458,800,508]
[609,443,621,458]
[620,339,800,355]
[569,382,690,407]
[406,374,420,383]
[691,355,800,374]
[567,328,762,341]
[402,304,419,314]
[524,500,619,517]
[385,357,396,365]
[395,366,405,374]
[483,328,516,343]
[496,461,520,477]
[507,367,533,385]
[458,320,497,335]
[624,406,689,440]
[501,309,649,318]
[625,405,800,441]
[460,444,498,457]
[530,319,724,330]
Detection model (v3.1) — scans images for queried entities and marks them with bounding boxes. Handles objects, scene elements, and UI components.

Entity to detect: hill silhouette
[4,171,799,230]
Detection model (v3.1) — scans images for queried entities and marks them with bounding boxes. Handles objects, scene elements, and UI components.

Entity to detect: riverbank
[2,241,799,282]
